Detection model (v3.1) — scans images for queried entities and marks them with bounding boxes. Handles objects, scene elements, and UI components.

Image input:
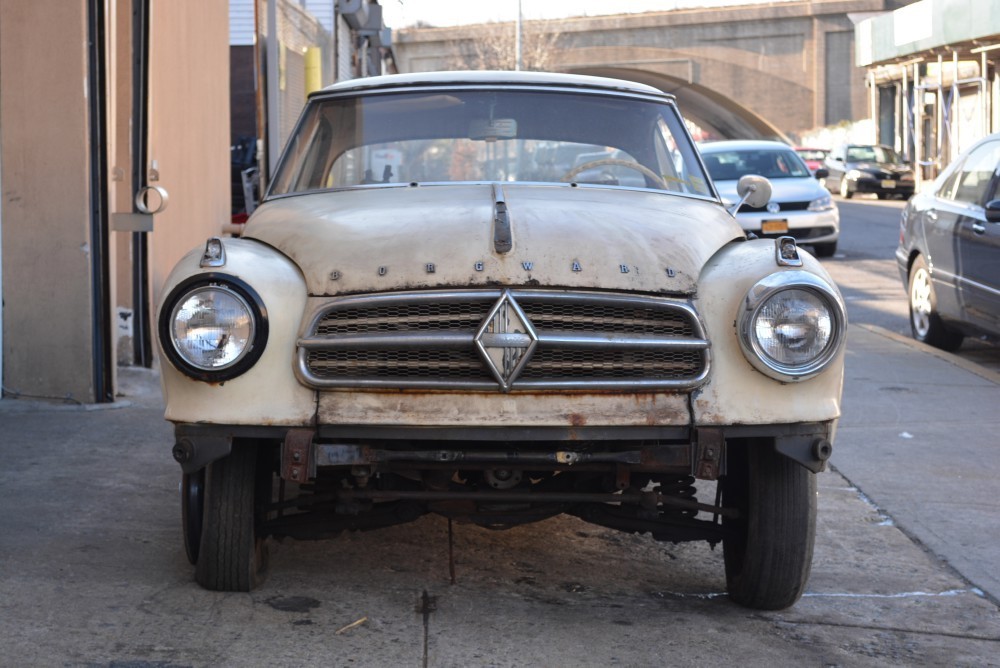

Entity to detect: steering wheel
[562,159,668,190]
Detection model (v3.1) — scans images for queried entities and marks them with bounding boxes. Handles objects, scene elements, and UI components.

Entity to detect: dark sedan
[896,132,1000,350]
[826,144,915,199]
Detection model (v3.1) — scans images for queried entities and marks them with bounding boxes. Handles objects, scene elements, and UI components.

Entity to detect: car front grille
[739,201,810,213]
[297,290,709,391]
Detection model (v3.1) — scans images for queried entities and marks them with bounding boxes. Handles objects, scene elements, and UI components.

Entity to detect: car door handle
[972,223,986,235]
[926,209,938,222]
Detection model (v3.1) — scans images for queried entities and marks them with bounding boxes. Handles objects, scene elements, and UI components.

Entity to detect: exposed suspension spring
[653,474,698,519]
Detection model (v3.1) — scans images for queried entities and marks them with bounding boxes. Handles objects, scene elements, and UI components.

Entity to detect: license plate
[881,179,896,189]
[761,219,788,234]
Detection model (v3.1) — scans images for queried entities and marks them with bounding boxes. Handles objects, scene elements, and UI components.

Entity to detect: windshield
[846,145,901,163]
[700,148,812,181]
[796,149,827,161]
[268,88,712,198]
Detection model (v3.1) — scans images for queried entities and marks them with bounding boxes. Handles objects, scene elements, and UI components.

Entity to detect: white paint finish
[158,238,314,425]
[247,184,738,296]
[692,238,845,425]
[318,69,671,96]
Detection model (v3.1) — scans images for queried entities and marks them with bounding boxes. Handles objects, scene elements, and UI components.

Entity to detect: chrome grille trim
[296,289,710,391]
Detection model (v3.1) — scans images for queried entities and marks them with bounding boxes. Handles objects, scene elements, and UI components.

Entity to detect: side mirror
[736,174,772,209]
[985,199,1000,223]
[814,168,829,180]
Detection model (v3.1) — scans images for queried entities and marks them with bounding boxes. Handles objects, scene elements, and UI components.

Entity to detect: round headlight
[159,276,268,381]
[171,286,254,369]
[739,272,845,381]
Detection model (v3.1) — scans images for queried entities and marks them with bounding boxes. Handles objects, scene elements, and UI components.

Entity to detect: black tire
[908,255,964,351]
[721,439,816,610]
[182,469,205,565]
[839,177,853,199]
[812,241,837,258]
[195,446,268,591]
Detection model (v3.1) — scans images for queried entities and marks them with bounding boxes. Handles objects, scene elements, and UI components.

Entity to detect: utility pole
[515,0,522,71]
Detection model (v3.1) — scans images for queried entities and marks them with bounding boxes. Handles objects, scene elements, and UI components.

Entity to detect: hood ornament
[492,183,513,254]
[475,290,537,391]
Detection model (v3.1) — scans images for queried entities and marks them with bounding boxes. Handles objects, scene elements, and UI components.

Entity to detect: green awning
[857,0,1000,66]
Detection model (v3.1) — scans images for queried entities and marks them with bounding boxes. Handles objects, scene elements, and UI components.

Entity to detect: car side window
[943,140,1000,205]
[846,147,875,162]
[936,161,964,201]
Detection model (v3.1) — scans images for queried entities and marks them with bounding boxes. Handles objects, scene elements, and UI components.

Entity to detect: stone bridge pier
[393,0,907,141]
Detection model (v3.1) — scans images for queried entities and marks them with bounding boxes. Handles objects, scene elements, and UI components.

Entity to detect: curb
[854,323,1000,386]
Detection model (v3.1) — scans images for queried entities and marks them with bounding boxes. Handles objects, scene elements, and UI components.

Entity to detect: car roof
[699,140,795,153]
[312,70,673,100]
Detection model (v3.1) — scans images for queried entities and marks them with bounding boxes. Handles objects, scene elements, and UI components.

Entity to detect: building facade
[1,0,230,403]
[0,0,393,404]
[856,0,1000,186]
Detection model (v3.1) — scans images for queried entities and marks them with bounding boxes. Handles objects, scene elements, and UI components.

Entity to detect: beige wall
[146,1,232,310]
[0,1,97,401]
[0,0,231,402]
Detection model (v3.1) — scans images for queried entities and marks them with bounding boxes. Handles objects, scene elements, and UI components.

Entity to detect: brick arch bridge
[392,0,906,141]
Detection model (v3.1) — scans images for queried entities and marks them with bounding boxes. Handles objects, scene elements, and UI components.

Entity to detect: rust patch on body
[319,390,690,427]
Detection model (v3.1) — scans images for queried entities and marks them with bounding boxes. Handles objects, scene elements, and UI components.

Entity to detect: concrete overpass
[392,0,909,141]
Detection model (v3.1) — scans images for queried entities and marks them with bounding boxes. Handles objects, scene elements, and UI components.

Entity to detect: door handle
[926,209,938,222]
[135,185,169,215]
[972,223,986,235]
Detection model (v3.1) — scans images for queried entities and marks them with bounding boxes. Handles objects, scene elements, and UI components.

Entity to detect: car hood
[244,184,741,296]
[848,162,912,174]
[713,177,825,204]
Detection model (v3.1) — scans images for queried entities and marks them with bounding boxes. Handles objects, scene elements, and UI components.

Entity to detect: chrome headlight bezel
[738,271,846,382]
[158,274,269,382]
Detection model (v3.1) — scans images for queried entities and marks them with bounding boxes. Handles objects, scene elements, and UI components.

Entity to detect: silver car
[700,140,840,257]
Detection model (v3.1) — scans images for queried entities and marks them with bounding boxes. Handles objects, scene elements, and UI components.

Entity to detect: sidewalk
[833,324,1000,603]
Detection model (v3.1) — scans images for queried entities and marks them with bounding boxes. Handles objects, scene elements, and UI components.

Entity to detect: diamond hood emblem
[475,291,538,391]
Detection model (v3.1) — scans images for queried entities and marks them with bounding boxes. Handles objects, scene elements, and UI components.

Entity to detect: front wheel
[181,469,205,565]
[721,439,816,610]
[908,255,963,351]
[194,445,269,591]
[839,177,853,199]
[811,241,837,258]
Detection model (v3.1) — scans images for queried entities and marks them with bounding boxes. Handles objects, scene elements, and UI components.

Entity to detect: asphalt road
[2,196,999,666]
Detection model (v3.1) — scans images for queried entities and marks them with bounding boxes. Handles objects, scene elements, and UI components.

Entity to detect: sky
[380,0,794,28]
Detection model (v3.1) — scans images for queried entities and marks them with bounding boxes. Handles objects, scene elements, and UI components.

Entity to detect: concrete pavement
[2,322,999,665]
[834,324,1000,604]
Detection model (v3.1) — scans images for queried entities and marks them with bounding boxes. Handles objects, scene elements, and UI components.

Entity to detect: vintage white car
[157,71,846,610]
